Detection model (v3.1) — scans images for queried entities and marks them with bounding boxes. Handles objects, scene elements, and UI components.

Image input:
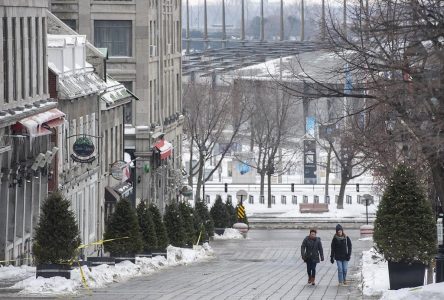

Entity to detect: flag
[154,138,173,160]
[344,63,353,95]
[121,163,130,183]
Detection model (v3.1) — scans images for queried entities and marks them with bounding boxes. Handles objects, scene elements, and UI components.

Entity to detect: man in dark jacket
[330,224,352,286]
[301,228,324,285]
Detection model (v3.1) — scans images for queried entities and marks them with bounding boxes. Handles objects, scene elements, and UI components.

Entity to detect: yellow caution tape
[195,225,204,246]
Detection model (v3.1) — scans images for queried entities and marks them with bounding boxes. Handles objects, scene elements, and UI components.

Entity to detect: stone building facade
[0,0,61,263]
[50,0,184,209]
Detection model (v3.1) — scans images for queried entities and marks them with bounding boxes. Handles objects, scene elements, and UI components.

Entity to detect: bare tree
[182,79,249,202]
[282,0,444,207]
[235,78,301,208]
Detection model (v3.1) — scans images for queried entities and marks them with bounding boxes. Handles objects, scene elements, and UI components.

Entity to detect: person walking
[330,224,352,286]
[301,229,324,285]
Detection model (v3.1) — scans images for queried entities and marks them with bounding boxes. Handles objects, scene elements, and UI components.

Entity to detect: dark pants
[306,260,317,277]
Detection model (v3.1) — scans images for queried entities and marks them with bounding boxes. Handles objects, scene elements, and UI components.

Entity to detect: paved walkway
[82,229,373,300]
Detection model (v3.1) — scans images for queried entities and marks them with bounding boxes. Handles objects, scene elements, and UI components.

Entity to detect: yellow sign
[237,205,246,220]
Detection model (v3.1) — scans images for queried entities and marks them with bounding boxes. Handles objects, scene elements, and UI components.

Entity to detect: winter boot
[308,276,312,284]
[311,276,315,285]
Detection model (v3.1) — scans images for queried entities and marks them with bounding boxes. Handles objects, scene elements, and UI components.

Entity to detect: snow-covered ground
[213,228,244,240]
[361,247,444,300]
[6,244,214,295]
[361,247,390,297]
[380,282,444,299]
[0,265,35,282]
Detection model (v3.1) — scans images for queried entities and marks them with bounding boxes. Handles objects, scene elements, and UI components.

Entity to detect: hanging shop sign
[111,160,128,181]
[71,136,96,163]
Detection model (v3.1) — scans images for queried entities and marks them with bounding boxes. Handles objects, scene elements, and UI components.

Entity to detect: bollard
[360,224,374,239]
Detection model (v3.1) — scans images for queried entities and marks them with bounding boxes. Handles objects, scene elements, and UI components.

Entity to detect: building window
[259,195,264,204]
[303,195,308,203]
[205,194,210,204]
[61,19,76,31]
[94,20,132,57]
[314,195,319,204]
[227,195,232,202]
[325,195,330,204]
[281,195,286,205]
[292,195,297,205]
[271,195,275,204]
[248,195,254,204]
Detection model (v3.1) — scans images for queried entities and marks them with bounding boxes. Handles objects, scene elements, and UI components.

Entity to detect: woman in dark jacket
[330,224,352,286]
[301,228,324,285]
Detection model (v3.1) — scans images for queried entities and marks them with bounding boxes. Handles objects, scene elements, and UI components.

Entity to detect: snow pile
[380,282,444,300]
[0,265,35,281]
[12,276,80,295]
[11,243,214,295]
[213,228,244,240]
[361,247,389,296]
[167,243,214,266]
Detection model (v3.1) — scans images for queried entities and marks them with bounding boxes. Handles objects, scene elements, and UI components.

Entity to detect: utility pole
[204,0,208,49]
[280,0,284,41]
[301,0,305,41]
[186,0,190,53]
[260,0,265,41]
[241,0,245,41]
[222,0,226,48]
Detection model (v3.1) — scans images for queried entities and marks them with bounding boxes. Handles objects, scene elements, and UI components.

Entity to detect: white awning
[19,108,65,138]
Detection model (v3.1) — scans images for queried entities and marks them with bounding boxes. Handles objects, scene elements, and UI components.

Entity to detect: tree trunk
[337,174,349,209]
[324,146,332,197]
[195,154,204,203]
[259,171,265,198]
[188,137,194,187]
[267,172,272,208]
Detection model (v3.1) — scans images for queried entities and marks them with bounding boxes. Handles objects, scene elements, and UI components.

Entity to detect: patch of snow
[0,265,35,281]
[12,276,80,295]
[380,282,444,300]
[359,237,373,241]
[361,247,389,297]
[11,244,214,295]
[213,228,244,240]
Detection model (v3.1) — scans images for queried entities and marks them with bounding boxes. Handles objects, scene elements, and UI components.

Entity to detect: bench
[299,203,329,213]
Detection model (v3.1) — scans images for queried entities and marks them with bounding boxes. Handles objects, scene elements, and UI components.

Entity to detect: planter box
[87,257,115,268]
[214,228,226,236]
[36,264,71,279]
[388,261,426,290]
[115,257,136,264]
[74,260,91,268]
[136,253,153,259]
[150,249,167,258]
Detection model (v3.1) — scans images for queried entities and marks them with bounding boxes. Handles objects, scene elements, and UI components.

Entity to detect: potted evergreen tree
[225,197,237,228]
[163,203,186,247]
[148,203,169,257]
[179,201,196,247]
[210,195,230,235]
[374,165,436,290]
[136,201,158,256]
[33,192,81,279]
[103,198,142,263]
[195,198,214,242]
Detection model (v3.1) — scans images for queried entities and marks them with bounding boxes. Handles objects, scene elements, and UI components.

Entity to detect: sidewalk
[81,229,372,299]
